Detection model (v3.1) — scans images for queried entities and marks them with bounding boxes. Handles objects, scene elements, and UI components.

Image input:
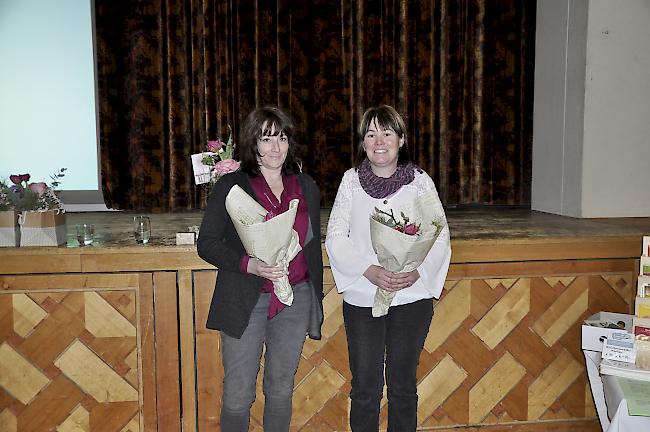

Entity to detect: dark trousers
[343,298,434,432]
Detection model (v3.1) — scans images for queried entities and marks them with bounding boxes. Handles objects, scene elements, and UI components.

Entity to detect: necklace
[264,192,280,212]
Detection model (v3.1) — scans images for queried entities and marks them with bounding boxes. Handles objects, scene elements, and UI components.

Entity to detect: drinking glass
[75,224,94,246]
[133,216,151,244]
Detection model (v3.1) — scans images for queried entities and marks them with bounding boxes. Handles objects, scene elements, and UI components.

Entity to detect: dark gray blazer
[197,170,323,339]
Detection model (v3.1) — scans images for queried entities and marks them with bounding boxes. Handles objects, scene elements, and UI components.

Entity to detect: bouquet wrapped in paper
[369,191,445,317]
[225,185,301,305]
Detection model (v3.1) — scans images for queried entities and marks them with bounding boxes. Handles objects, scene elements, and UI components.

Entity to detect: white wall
[533,0,650,217]
[532,0,588,217]
[581,0,650,217]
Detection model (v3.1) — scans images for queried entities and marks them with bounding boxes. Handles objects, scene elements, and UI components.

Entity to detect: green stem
[375,208,398,226]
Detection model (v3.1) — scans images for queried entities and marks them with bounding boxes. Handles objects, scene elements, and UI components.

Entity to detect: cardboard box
[176,232,196,245]
[0,210,20,247]
[19,210,67,246]
[581,311,633,352]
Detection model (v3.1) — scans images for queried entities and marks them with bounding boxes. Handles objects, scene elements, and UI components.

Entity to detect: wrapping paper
[225,185,301,305]
[191,152,216,185]
[369,190,445,317]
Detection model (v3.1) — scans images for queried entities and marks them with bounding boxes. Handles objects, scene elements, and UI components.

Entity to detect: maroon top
[240,174,309,318]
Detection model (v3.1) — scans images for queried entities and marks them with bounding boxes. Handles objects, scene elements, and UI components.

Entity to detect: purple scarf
[358,158,416,199]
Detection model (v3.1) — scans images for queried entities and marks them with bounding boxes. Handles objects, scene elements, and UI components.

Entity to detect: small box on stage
[582,311,632,352]
[176,232,196,245]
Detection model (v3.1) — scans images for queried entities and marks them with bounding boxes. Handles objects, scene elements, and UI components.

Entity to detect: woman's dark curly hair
[239,106,301,176]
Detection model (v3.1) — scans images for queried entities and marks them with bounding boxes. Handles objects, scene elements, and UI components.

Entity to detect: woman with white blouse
[325,105,451,432]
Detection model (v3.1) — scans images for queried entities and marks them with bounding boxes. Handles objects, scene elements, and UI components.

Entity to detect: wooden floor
[444,206,650,240]
[421,419,601,431]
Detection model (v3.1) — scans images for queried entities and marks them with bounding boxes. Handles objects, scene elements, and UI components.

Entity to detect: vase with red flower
[0,169,68,247]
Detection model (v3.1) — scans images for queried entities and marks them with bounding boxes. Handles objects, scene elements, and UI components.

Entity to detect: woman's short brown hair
[354,105,411,168]
[239,106,301,176]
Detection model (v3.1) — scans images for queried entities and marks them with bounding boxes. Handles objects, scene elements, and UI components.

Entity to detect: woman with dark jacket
[197,106,323,432]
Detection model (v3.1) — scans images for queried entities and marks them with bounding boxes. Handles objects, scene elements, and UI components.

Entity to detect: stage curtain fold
[95,0,535,211]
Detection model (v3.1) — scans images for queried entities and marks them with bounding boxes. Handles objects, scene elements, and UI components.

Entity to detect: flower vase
[19,210,67,246]
[0,211,20,247]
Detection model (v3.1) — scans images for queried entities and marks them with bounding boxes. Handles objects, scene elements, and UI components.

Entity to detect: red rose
[10,174,30,185]
[403,223,419,236]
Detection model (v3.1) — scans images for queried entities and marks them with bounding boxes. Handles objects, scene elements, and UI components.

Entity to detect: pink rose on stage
[207,139,224,152]
[213,159,241,176]
[29,182,48,196]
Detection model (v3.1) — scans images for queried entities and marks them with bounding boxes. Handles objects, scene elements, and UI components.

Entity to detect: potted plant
[0,169,67,247]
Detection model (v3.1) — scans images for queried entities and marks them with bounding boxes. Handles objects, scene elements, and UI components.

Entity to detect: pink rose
[213,159,240,175]
[207,139,224,152]
[403,223,419,236]
[29,182,48,196]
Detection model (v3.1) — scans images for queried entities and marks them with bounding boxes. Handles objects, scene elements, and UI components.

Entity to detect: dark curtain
[95,0,535,211]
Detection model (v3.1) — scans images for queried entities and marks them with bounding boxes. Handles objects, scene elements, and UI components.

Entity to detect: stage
[1,208,649,431]
[13,205,650,244]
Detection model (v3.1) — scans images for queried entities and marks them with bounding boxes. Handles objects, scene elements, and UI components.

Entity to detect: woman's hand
[247,257,286,281]
[386,269,420,291]
[363,266,420,291]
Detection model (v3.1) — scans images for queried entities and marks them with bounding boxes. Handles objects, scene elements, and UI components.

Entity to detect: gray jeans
[220,281,311,432]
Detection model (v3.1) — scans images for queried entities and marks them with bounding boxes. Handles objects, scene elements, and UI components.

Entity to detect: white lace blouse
[325,168,452,308]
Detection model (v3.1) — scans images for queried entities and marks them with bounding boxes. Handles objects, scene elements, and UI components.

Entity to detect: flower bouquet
[191,126,241,196]
[224,185,301,306]
[369,190,446,317]
[0,169,67,247]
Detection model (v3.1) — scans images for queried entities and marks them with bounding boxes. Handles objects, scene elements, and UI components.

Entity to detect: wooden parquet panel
[0,275,144,432]
[192,262,634,431]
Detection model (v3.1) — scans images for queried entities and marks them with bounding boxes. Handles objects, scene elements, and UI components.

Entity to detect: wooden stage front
[1,208,649,431]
